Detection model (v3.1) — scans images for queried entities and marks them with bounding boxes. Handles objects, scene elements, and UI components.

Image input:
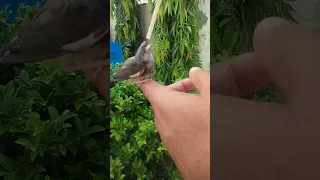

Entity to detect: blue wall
[110,42,124,66]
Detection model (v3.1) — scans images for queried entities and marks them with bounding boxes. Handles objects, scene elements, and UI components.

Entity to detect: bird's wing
[0,0,109,63]
[111,57,145,81]
[129,69,145,78]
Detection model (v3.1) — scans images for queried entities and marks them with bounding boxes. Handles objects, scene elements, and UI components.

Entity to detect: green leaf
[43,175,51,180]
[157,144,166,151]
[33,76,52,84]
[75,99,84,111]
[34,174,41,180]
[0,171,5,176]
[35,164,46,172]
[0,154,13,171]
[4,171,16,180]
[87,125,105,134]
[48,106,59,120]
[59,144,67,156]
[61,110,78,122]
[227,31,239,54]
[20,69,30,81]
[74,118,84,132]
[61,123,72,129]
[218,17,231,28]
[33,128,43,137]
[15,139,37,151]
[26,115,42,129]
[92,100,107,107]
[13,66,22,76]
[30,151,39,162]
[91,173,105,180]
[3,86,15,109]
[83,91,97,100]
[9,117,25,126]
[24,112,41,119]
[0,124,12,136]
[27,90,44,101]
[212,19,222,52]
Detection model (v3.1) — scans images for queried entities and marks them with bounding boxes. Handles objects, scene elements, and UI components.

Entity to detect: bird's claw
[135,79,150,88]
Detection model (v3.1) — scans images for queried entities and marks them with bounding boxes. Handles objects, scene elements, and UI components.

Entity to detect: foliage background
[0,0,298,179]
[110,0,298,179]
[110,0,202,179]
[0,3,108,180]
[111,0,201,84]
[110,64,180,180]
[211,0,296,103]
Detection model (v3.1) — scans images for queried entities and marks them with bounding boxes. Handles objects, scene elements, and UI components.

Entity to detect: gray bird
[0,0,109,70]
[110,41,155,86]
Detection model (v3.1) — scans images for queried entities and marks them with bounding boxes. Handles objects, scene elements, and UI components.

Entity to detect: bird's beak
[146,44,151,50]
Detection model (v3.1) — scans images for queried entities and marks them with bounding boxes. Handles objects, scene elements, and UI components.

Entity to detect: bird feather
[0,0,109,64]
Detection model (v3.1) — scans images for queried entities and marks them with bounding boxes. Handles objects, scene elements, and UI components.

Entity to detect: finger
[92,67,103,79]
[253,17,320,107]
[211,53,270,97]
[96,67,110,101]
[189,67,210,95]
[139,80,179,106]
[82,67,109,101]
[167,78,194,92]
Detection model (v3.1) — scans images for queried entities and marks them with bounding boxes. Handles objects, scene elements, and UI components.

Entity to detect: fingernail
[190,67,202,72]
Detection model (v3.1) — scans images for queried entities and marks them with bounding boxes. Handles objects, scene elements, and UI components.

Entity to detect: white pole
[146,0,163,40]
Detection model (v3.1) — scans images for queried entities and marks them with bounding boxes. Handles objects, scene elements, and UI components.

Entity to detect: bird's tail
[110,75,117,82]
[110,75,124,82]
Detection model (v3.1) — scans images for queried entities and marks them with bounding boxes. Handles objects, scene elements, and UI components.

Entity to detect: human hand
[212,17,320,179]
[82,66,109,102]
[139,68,210,180]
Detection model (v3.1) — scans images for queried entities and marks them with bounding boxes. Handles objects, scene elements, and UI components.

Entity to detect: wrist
[167,135,210,179]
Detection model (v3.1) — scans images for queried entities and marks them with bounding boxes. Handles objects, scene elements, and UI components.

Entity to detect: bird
[0,0,109,71]
[110,40,155,86]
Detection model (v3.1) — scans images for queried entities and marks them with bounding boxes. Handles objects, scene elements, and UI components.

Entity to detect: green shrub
[111,0,201,85]
[0,2,42,84]
[0,61,108,180]
[110,64,180,180]
[0,2,108,180]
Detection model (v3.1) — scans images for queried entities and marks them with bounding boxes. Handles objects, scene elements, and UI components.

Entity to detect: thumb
[253,17,320,107]
[189,67,210,95]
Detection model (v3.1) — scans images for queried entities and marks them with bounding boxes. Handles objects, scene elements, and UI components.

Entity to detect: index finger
[139,80,176,105]
[167,78,194,92]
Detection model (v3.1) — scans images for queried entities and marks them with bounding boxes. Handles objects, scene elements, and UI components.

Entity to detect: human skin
[140,16,320,180]
[59,16,320,179]
[211,17,320,179]
[140,67,210,180]
[82,66,109,101]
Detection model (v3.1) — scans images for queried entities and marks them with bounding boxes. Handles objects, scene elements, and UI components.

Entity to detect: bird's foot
[134,79,150,88]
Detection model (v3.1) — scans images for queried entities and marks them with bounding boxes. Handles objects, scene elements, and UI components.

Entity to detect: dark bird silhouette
[0,0,109,70]
[110,41,155,86]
